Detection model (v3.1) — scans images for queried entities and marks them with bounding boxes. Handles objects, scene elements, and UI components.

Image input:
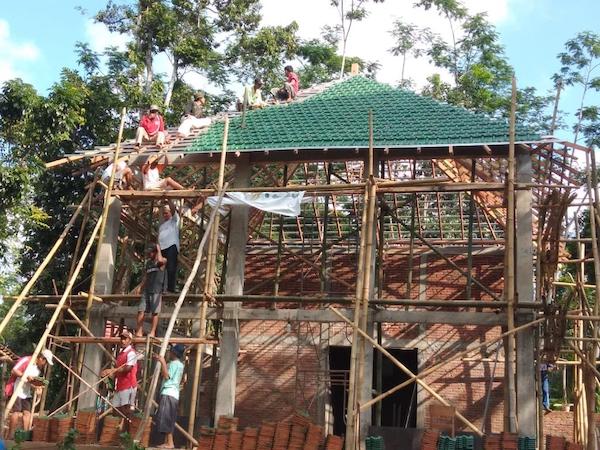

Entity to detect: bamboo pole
[136,185,228,442]
[504,76,518,433]
[330,306,484,436]
[4,216,103,419]
[0,190,90,338]
[64,308,115,362]
[344,184,370,450]
[48,371,114,417]
[188,116,229,439]
[83,107,126,326]
[76,108,126,390]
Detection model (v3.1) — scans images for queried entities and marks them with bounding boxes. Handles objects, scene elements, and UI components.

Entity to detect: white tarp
[206,191,306,217]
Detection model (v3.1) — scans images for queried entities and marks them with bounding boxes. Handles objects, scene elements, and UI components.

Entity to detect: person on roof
[136,244,167,337]
[101,330,138,432]
[7,350,53,438]
[272,65,299,102]
[101,158,134,189]
[237,78,266,111]
[177,91,212,138]
[153,344,185,449]
[135,104,168,148]
[141,154,185,191]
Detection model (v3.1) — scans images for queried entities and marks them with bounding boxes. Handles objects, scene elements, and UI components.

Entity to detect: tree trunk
[144,44,153,95]
[164,57,179,109]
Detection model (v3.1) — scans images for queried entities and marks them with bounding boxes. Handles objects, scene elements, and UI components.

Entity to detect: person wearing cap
[158,200,180,292]
[8,349,53,437]
[135,104,167,148]
[177,91,212,138]
[101,330,138,431]
[153,344,185,449]
[237,78,266,111]
[136,243,167,337]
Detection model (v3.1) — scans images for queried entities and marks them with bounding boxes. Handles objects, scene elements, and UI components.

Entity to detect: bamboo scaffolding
[330,305,484,436]
[135,183,228,441]
[188,116,229,439]
[0,190,90,338]
[3,216,103,419]
[362,318,545,410]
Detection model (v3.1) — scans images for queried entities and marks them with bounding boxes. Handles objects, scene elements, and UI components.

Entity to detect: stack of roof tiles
[437,435,474,450]
[201,414,341,450]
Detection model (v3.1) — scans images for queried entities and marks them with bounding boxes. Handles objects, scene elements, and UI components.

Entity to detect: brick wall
[230,252,507,431]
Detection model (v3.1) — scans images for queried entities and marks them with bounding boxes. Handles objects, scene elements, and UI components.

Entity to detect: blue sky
[1,0,599,140]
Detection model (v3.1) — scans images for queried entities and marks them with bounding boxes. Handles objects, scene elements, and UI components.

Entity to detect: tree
[95,0,262,108]
[555,31,600,143]
[329,0,384,78]
[389,20,432,87]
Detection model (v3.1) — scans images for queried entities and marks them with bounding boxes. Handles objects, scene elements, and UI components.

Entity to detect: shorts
[112,387,137,408]
[11,397,32,413]
[155,394,179,434]
[138,292,162,314]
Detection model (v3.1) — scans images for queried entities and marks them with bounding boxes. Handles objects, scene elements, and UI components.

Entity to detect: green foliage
[120,432,145,450]
[389,20,432,84]
[555,31,600,143]
[56,428,79,450]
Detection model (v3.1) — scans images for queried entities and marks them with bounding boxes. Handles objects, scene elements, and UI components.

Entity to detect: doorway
[328,346,418,436]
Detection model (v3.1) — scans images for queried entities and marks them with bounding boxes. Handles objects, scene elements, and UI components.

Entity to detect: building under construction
[1,75,598,450]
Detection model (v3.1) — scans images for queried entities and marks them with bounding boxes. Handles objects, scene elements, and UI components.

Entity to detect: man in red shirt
[101,330,138,431]
[272,65,300,102]
[135,104,167,148]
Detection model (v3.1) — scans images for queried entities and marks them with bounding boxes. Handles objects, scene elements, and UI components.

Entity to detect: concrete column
[214,157,251,422]
[515,149,536,436]
[78,198,122,410]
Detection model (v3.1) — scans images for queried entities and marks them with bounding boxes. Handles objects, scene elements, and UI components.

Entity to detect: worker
[141,154,185,190]
[7,349,53,438]
[177,91,212,138]
[153,344,186,449]
[101,158,134,189]
[271,65,299,102]
[101,330,138,432]
[237,78,266,111]
[541,362,554,412]
[136,244,167,337]
[159,200,180,293]
[135,104,168,148]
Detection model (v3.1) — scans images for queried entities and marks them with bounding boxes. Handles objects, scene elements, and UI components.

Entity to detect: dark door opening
[328,346,418,436]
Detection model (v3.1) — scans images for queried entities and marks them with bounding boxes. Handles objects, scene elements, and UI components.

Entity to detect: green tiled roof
[188,76,540,153]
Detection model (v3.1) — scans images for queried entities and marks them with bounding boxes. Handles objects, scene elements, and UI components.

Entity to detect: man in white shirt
[8,349,54,437]
[159,201,180,292]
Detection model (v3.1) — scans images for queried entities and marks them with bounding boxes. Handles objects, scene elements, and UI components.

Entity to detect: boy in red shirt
[272,65,300,102]
[135,105,167,148]
[101,330,138,431]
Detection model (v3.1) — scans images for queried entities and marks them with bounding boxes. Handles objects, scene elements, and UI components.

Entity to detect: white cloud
[259,0,512,88]
[84,20,129,52]
[0,18,40,84]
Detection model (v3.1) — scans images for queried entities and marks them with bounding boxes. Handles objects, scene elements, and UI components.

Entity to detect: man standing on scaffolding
[159,200,180,293]
[101,330,137,432]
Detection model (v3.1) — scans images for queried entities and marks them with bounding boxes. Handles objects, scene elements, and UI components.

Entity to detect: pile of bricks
[421,430,440,450]
[546,435,583,450]
[198,414,342,450]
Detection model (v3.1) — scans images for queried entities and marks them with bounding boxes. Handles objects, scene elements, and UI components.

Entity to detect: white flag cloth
[206,191,306,217]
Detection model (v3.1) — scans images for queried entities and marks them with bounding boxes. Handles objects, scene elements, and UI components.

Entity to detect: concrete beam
[104,306,512,326]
